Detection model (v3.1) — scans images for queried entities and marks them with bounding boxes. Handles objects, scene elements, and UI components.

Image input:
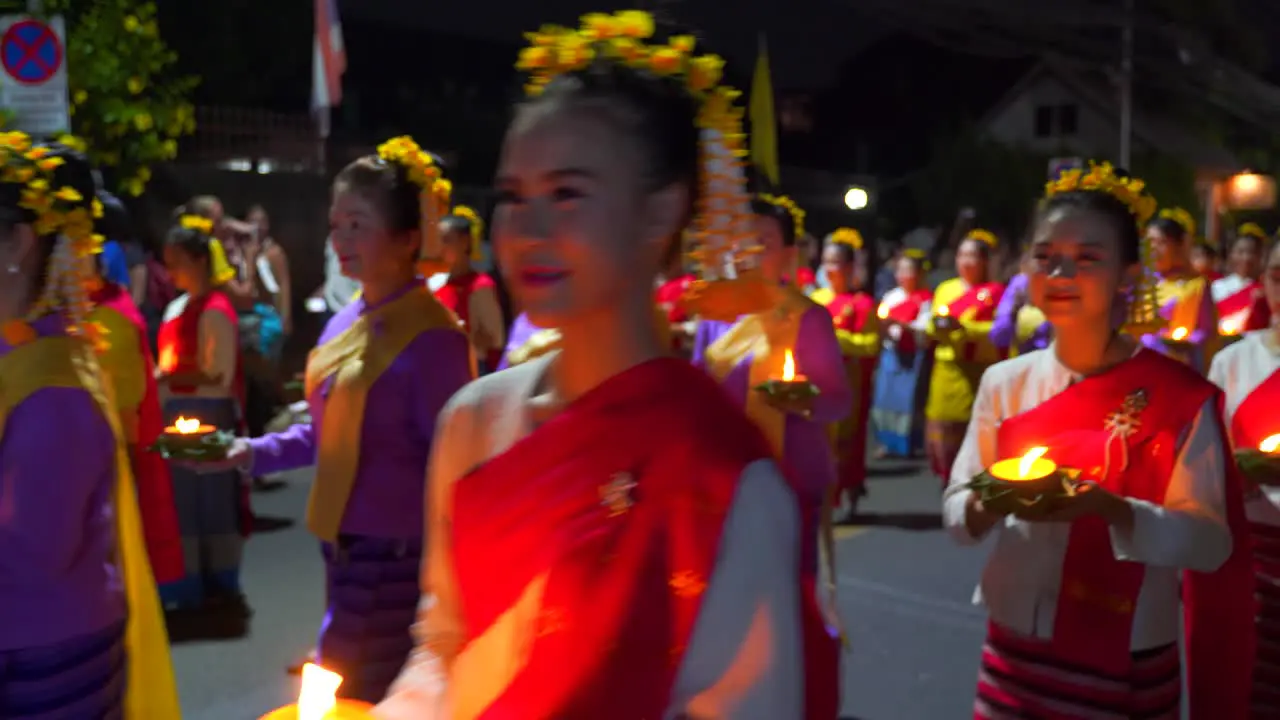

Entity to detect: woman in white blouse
[942,164,1252,718]
[1209,236,1280,715]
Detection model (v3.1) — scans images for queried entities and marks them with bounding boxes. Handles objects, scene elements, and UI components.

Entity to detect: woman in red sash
[925,229,1006,486]
[376,11,807,719]
[88,199,184,588]
[1210,235,1280,715]
[943,162,1253,718]
[1211,224,1269,336]
[811,228,879,516]
[155,213,252,638]
[435,205,506,372]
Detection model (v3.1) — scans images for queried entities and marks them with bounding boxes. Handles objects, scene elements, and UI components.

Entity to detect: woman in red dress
[435,205,506,372]
[943,163,1253,718]
[377,11,813,718]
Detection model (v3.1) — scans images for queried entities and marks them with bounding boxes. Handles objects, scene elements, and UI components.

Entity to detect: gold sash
[304,286,470,542]
[703,285,815,456]
[504,305,674,368]
[0,336,182,719]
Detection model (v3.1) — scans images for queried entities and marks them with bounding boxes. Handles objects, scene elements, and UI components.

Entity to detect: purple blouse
[691,307,852,504]
[248,285,473,539]
[0,315,124,651]
[989,273,1051,354]
[498,312,540,371]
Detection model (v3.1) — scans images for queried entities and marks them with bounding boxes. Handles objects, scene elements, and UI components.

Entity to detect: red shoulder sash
[452,358,773,718]
[996,350,1214,675]
[827,292,872,332]
[91,283,185,582]
[947,281,1003,322]
[1232,366,1280,450]
[882,289,929,325]
[1217,281,1267,333]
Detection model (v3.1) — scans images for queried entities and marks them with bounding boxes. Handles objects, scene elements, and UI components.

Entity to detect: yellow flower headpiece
[964,229,999,249]
[451,205,485,262]
[828,227,863,251]
[758,193,806,239]
[0,131,104,346]
[375,135,452,268]
[903,247,932,272]
[179,214,214,235]
[516,11,757,282]
[1044,161,1158,231]
[1158,207,1197,238]
[1238,222,1268,241]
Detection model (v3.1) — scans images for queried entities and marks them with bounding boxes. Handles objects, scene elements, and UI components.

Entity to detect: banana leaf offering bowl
[149,424,234,461]
[967,456,1082,518]
[753,378,820,405]
[1235,449,1280,488]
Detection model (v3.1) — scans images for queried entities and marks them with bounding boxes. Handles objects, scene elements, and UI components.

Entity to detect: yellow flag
[750,33,779,187]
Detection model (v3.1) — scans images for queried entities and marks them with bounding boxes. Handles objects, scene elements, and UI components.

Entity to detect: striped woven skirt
[0,619,126,719]
[317,535,423,704]
[976,622,1180,720]
[1250,521,1280,715]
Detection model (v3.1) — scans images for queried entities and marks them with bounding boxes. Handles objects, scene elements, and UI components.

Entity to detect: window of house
[1033,105,1054,137]
[1057,104,1079,136]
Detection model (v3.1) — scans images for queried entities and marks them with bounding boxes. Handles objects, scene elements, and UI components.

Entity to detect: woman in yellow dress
[1142,207,1219,373]
[924,228,1006,487]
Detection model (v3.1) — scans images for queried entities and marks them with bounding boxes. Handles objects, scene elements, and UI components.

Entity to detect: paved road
[173,459,992,719]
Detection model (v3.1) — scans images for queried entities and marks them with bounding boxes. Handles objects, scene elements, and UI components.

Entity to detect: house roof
[981,55,1240,173]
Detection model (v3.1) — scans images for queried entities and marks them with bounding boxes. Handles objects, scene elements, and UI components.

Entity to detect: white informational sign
[0,14,69,136]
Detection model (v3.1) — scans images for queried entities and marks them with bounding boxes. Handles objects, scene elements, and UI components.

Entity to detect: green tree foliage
[909,128,1048,240]
[42,0,198,196]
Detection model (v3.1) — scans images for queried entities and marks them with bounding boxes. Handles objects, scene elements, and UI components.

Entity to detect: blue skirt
[0,619,125,719]
[871,344,927,457]
[317,536,423,703]
[160,396,246,607]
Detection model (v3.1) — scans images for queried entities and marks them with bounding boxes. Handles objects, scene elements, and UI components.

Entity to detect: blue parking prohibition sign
[1,20,62,85]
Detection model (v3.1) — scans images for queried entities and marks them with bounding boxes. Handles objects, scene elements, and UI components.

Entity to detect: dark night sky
[341,0,885,88]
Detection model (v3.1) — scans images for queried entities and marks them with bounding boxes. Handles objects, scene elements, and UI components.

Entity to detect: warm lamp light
[936,305,950,317]
[844,186,870,211]
[1261,434,1280,454]
[781,349,798,382]
[877,304,889,320]
[989,446,1057,482]
[162,416,214,437]
[258,664,374,720]
[1225,172,1277,211]
[1169,326,1189,342]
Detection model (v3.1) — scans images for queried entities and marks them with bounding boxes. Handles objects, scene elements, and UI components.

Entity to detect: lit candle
[163,415,215,438]
[1261,434,1280,455]
[877,304,889,320]
[158,346,177,373]
[936,305,950,317]
[989,446,1057,483]
[778,349,807,383]
[1169,326,1189,342]
[1220,319,1241,336]
[259,664,374,720]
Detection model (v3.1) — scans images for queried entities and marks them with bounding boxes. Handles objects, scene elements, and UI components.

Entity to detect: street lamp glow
[844,186,869,211]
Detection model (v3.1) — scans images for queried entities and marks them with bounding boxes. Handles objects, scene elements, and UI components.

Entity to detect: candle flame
[1261,434,1280,454]
[936,305,950,317]
[173,416,201,435]
[877,304,889,320]
[1221,319,1241,336]
[1019,447,1049,478]
[1170,326,1188,341]
[781,350,796,382]
[298,663,343,720]
[158,346,176,373]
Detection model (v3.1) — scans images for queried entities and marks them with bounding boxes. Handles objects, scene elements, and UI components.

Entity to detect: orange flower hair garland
[1045,161,1158,231]
[0,131,104,347]
[376,136,452,263]
[1158,207,1197,238]
[1238,222,1268,241]
[515,10,756,280]
[828,227,863,250]
[451,205,486,262]
[964,229,999,249]
[758,193,806,240]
